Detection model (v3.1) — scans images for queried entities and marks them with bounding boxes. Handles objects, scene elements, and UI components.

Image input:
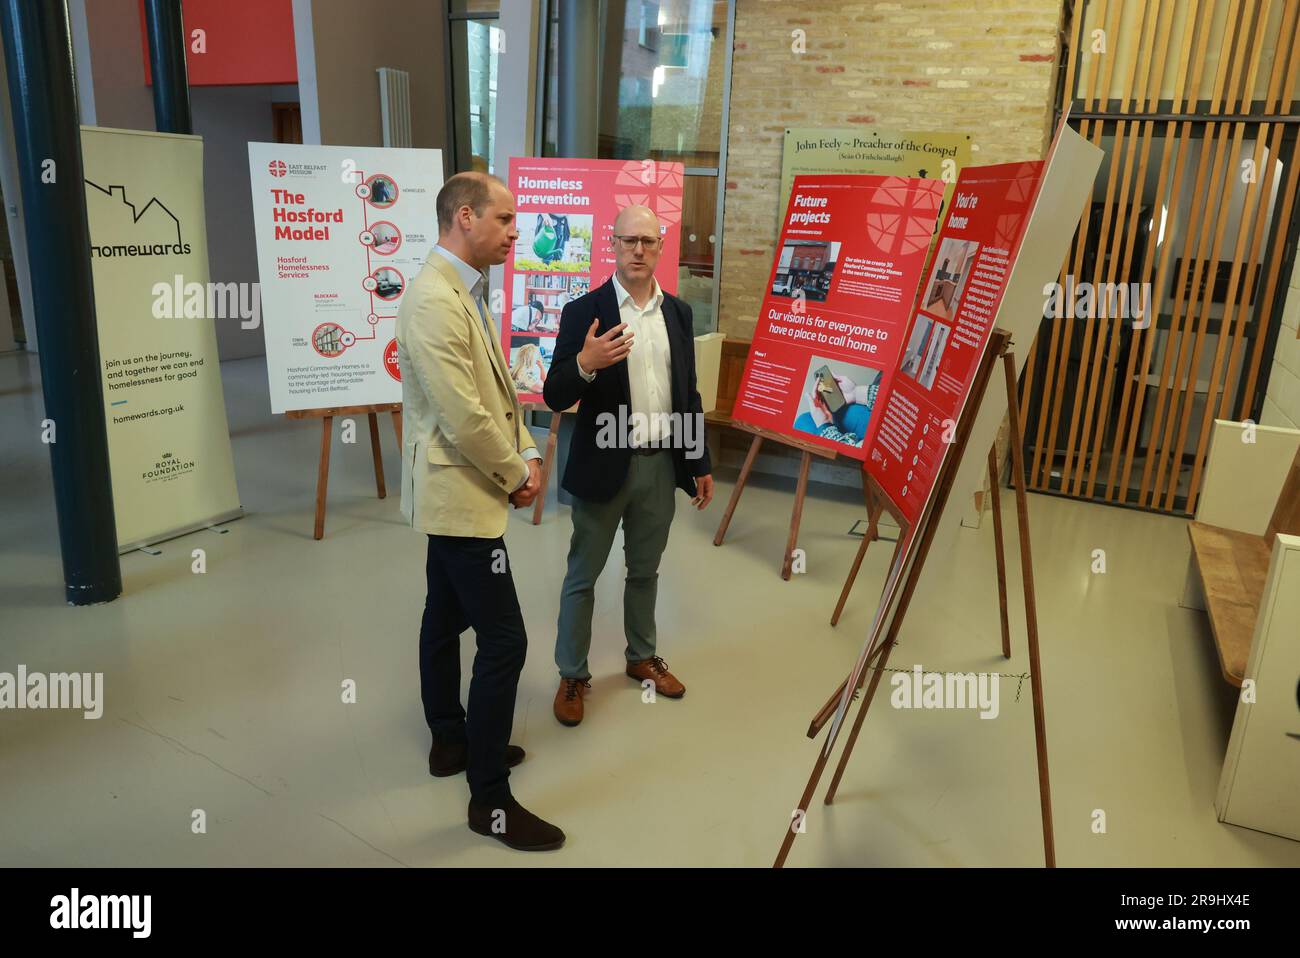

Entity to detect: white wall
[1262,256,1300,430]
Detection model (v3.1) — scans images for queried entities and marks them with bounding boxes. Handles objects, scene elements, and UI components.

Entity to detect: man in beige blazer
[396,171,564,851]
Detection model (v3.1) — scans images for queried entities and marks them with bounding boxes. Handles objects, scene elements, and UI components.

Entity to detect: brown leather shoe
[626,656,685,698]
[468,797,565,851]
[429,739,525,777]
[553,677,589,727]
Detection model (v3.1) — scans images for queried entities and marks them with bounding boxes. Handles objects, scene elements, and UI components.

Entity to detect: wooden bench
[1184,421,1300,686]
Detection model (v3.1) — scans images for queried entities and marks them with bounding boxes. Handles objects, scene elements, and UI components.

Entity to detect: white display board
[247,143,443,413]
[82,126,242,552]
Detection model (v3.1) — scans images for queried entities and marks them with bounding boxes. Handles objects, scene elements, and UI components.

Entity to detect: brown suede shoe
[468,797,565,851]
[553,677,590,727]
[626,656,685,698]
[429,739,525,778]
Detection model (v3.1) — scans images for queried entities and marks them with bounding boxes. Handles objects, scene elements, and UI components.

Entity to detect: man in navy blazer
[543,205,713,727]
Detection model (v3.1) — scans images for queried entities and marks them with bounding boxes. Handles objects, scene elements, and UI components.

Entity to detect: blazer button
[506,412,513,420]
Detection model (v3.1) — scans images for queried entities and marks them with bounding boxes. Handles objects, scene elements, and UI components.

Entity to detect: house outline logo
[84,180,192,258]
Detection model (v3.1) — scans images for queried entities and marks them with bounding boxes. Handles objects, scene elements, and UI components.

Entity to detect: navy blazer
[543,278,712,502]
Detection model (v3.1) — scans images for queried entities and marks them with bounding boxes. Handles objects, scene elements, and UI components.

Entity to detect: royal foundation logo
[85,181,192,258]
[142,450,195,484]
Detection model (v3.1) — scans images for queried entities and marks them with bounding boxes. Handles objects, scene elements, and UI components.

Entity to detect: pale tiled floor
[1,349,1296,867]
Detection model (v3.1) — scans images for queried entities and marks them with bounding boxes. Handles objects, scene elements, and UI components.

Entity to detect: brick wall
[718,0,1066,340]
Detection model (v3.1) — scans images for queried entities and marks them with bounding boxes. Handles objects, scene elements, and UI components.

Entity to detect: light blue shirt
[431,244,539,481]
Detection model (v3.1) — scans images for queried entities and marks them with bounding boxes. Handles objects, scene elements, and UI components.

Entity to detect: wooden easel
[525,405,565,525]
[285,403,403,540]
[774,332,1056,869]
[712,421,839,579]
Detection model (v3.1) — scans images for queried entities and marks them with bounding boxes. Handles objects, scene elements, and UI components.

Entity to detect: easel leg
[368,412,386,500]
[824,629,902,804]
[988,447,1011,659]
[782,452,812,581]
[713,434,762,546]
[314,416,334,541]
[773,743,836,869]
[391,410,403,447]
[532,412,561,526]
[832,493,884,626]
[1003,351,1055,868]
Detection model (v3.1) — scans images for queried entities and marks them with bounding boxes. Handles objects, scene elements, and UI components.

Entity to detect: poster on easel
[81,126,242,553]
[730,174,946,459]
[500,157,683,403]
[779,127,971,230]
[824,123,1103,746]
[247,143,442,414]
[867,161,1046,523]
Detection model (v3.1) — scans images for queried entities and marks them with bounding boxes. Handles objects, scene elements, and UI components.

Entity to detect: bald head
[611,204,664,293]
[613,204,660,236]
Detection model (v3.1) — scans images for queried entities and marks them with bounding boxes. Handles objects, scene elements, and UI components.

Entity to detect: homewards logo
[85,181,192,258]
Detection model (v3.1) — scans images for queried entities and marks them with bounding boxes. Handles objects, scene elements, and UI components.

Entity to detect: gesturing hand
[577,319,634,373]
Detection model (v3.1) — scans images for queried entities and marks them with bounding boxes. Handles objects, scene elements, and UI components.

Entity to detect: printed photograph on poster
[509,337,553,394]
[917,322,950,389]
[514,212,593,272]
[899,314,951,389]
[363,173,398,208]
[921,237,979,321]
[510,273,587,333]
[772,240,840,301]
[365,222,401,255]
[367,266,405,300]
[793,355,882,449]
[899,314,934,379]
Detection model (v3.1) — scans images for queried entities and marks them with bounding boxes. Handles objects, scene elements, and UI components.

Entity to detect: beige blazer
[396,250,531,538]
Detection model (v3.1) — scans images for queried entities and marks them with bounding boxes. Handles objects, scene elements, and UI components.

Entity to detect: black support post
[143,0,192,135]
[1,0,122,604]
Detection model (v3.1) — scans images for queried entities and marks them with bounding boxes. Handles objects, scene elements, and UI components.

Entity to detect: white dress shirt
[431,244,539,485]
[579,274,673,446]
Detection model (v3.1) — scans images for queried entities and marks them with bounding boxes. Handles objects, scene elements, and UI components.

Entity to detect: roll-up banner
[82,126,242,554]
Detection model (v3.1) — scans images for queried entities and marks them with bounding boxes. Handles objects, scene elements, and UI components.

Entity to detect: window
[448,3,501,174]
[541,0,735,334]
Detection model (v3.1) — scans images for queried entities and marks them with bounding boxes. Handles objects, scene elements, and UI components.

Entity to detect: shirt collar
[611,272,663,311]
[433,243,486,299]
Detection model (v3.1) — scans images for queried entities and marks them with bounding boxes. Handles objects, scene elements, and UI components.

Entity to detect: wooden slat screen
[1021,0,1300,515]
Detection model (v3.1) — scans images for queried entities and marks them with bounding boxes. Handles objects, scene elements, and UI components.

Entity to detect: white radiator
[376,67,412,148]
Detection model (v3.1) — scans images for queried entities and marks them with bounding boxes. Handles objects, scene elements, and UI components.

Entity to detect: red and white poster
[731,175,945,460]
[500,157,683,403]
[866,161,1045,522]
[247,142,442,414]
